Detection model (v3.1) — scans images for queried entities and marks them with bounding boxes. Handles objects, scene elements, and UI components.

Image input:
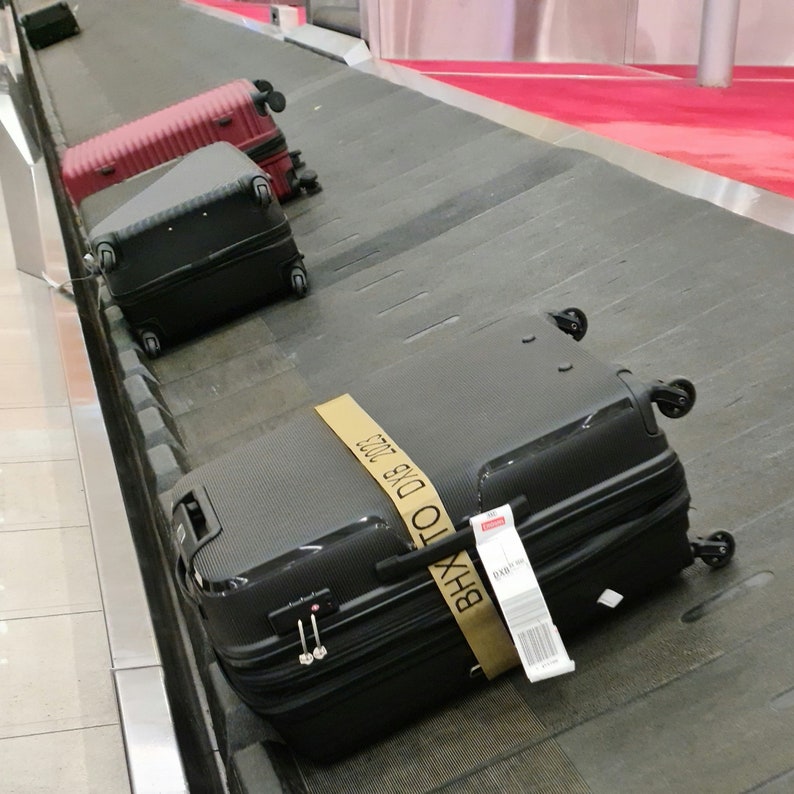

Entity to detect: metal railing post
[697,0,742,87]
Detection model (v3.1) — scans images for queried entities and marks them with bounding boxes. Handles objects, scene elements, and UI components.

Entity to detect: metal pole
[697,0,742,88]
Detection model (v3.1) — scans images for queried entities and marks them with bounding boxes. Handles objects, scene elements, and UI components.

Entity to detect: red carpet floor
[393,60,794,199]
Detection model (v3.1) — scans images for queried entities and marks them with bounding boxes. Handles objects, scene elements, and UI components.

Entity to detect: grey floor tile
[0,525,102,620]
[0,361,68,408]
[0,459,89,531]
[0,270,22,296]
[0,724,131,794]
[0,323,66,367]
[0,296,34,330]
[0,406,77,463]
[0,611,118,739]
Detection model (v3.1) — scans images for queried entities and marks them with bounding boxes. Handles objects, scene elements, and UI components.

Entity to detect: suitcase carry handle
[375,496,530,582]
[173,486,222,568]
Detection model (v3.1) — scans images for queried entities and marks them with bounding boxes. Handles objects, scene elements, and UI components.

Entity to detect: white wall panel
[364,0,794,65]
[365,0,517,61]
[634,0,794,65]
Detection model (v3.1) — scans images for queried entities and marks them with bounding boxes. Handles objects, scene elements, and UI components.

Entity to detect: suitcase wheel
[140,329,162,359]
[96,243,116,273]
[290,267,308,299]
[561,307,587,341]
[251,176,272,208]
[653,377,696,419]
[266,91,287,114]
[549,307,588,341]
[289,149,305,170]
[299,170,322,195]
[692,530,736,569]
[251,89,286,115]
[253,79,274,94]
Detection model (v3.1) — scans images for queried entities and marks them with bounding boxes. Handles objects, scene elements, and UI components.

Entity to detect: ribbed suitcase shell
[89,143,304,350]
[61,79,298,205]
[171,313,695,760]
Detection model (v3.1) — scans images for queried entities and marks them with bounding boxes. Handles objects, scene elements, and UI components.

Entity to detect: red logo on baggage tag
[482,517,506,532]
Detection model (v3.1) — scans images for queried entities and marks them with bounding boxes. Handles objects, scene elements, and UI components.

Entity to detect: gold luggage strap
[315,394,519,679]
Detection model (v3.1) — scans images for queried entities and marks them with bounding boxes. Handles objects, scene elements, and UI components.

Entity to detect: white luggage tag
[472,504,575,682]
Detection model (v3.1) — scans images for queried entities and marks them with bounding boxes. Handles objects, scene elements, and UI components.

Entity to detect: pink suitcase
[61,78,319,206]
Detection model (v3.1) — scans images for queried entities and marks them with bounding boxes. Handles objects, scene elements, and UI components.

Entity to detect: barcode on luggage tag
[501,593,558,667]
[517,622,558,667]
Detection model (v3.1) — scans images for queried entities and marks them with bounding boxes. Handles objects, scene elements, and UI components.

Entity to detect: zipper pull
[297,619,314,666]
[310,613,328,660]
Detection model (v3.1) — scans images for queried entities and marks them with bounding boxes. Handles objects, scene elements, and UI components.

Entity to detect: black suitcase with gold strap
[170,311,733,762]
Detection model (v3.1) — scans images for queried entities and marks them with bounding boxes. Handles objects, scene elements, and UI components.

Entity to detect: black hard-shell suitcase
[170,312,733,761]
[19,2,80,49]
[88,142,307,357]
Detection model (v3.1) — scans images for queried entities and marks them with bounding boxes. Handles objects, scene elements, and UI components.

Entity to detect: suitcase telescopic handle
[374,496,531,583]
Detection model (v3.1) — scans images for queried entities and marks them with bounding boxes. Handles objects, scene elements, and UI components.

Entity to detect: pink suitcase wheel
[252,79,274,94]
[251,89,286,114]
[266,91,287,114]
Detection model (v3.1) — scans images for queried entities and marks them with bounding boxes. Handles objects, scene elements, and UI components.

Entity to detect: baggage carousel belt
[21,0,794,791]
